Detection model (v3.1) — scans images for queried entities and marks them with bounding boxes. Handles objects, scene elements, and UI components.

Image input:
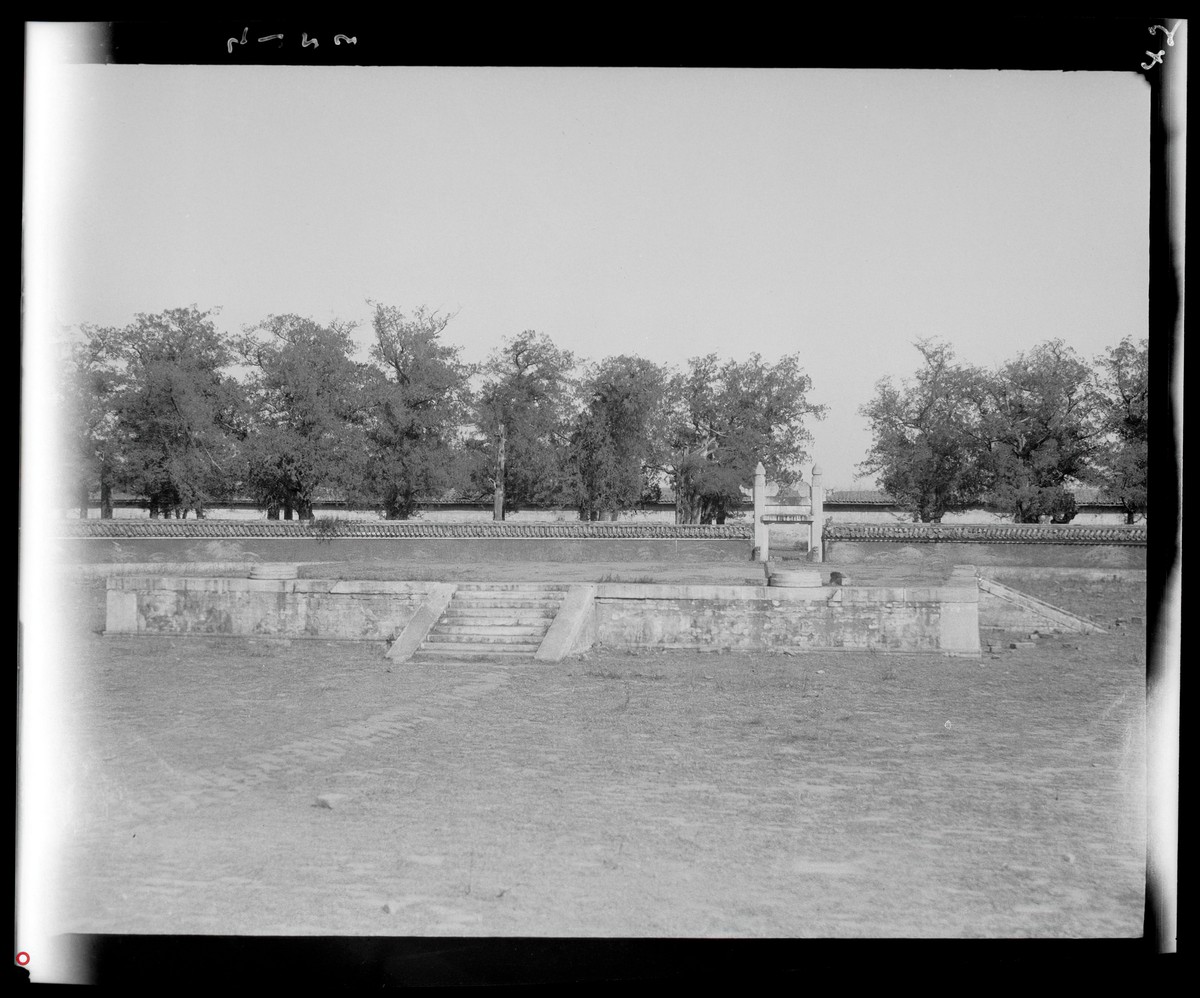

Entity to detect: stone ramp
[977,577,1106,634]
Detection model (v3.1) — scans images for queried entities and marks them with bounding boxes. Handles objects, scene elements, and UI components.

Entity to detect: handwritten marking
[1148,22,1180,46]
[1141,50,1165,70]
[227,28,357,53]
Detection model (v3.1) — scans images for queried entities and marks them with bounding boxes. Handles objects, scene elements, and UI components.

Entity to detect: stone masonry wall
[105,577,441,641]
[590,574,980,657]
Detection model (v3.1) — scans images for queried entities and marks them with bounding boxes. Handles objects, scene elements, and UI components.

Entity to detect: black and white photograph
[19,18,1180,984]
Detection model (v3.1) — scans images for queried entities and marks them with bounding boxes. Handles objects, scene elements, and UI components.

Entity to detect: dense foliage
[237,314,374,520]
[860,337,1149,522]
[364,303,473,520]
[65,307,243,518]
[61,305,1147,523]
[666,354,825,524]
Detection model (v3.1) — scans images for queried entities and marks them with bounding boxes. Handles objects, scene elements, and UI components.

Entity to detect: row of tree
[60,304,825,523]
[859,337,1148,523]
[60,306,1148,525]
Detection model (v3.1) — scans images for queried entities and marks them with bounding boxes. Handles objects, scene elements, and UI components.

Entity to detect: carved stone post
[810,463,824,563]
[753,461,768,562]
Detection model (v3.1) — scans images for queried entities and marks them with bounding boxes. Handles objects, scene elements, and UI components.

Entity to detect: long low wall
[823,523,1146,569]
[72,537,753,565]
[106,570,981,658]
[57,520,1150,569]
[61,521,753,565]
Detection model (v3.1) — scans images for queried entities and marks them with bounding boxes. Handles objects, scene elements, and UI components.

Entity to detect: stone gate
[752,462,824,563]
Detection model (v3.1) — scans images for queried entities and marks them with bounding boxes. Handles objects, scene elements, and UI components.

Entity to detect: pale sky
[26,55,1150,489]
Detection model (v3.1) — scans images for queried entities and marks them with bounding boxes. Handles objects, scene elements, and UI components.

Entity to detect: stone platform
[105,566,982,659]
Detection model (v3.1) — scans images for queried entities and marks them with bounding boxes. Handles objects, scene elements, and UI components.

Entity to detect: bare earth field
[39,571,1147,950]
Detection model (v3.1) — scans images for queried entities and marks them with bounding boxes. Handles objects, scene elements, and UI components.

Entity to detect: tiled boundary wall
[105,568,981,658]
[61,521,753,565]
[60,521,1147,569]
[823,524,1147,569]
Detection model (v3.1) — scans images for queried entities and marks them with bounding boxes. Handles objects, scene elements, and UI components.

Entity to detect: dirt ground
[32,570,1148,951]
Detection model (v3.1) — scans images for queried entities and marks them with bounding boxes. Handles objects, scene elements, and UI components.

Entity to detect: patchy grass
[42,574,1148,939]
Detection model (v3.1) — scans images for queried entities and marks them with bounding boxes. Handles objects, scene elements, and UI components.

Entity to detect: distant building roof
[826,490,891,505]
[823,487,1125,508]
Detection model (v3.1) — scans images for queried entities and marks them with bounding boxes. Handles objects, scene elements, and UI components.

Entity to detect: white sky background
[32,60,1149,490]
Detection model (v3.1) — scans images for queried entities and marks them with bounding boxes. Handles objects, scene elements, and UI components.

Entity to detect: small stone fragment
[314,793,349,809]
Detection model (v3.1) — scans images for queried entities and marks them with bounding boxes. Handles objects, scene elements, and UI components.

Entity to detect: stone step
[446,597,565,610]
[430,623,548,638]
[410,647,539,662]
[404,584,567,662]
[418,637,542,652]
[451,592,566,599]
[455,582,565,589]
[440,609,558,623]
[423,633,543,649]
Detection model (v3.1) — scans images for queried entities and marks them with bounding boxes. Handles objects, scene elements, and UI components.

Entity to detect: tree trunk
[674,474,698,524]
[100,478,113,520]
[267,504,280,520]
[608,510,618,522]
[284,503,294,521]
[493,422,506,521]
[79,482,90,520]
[675,494,700,525]
[149,497,159,519]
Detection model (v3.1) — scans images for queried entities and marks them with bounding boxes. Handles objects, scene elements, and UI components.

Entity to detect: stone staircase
[409,583,570,662]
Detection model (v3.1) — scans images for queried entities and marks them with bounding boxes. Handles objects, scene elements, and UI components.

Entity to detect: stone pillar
[753,461,768,562]
[810,463,824,563]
